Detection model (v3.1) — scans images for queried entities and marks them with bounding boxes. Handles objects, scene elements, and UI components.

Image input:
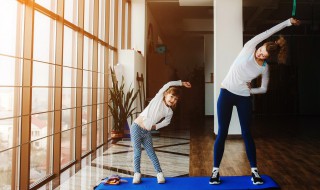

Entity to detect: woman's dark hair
[264,35,288,64]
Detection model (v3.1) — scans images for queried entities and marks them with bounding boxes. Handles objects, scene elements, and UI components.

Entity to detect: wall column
[131,0,146,56]
[214,0,242,135]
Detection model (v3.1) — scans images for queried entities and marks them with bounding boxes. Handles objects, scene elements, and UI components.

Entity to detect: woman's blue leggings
[130,123,162,173]
[214,88,257,168]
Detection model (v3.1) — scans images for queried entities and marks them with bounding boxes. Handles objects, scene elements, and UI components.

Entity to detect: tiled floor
[54,130,190,190]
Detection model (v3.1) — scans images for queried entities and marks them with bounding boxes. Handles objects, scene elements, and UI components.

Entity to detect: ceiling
[147,0,320,39]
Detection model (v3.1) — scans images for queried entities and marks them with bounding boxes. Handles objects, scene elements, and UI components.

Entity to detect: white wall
[118,50,145,124]
[131,0,146,56]
[214,0,242,135]
[204,35,214,115]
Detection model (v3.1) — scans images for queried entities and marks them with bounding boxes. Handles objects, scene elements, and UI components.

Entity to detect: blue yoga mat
[94,175,279,190]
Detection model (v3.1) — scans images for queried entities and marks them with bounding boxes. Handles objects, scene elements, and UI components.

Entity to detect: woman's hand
[247,82,252,90]
[182,81,192,88]
[290,18,301,26]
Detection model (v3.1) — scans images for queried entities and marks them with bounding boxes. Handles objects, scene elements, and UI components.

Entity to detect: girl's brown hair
[164,86,181,109]
[264,35,288,64]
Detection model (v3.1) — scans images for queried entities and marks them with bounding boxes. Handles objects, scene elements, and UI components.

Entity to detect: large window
[0,0,128,188]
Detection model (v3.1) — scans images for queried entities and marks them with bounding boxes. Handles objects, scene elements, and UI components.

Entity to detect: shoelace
[212,170,219,178]
[252,171,261,178]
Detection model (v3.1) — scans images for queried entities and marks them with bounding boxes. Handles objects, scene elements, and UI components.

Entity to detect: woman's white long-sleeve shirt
[140,80,182,131]
[221,19,292,96]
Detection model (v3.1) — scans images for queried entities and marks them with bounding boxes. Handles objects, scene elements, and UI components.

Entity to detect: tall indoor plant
[108,68,139,138]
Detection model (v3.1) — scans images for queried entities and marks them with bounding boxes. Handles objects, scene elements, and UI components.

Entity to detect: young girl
[130,80,191,184]
[210,18,300,185]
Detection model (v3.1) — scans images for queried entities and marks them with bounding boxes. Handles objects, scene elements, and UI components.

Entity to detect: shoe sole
[158,181,165,184]
[209,181,220,185]
[251,177,263,185]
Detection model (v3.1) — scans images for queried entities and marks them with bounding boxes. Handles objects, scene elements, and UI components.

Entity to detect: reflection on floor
[54,130,190,190]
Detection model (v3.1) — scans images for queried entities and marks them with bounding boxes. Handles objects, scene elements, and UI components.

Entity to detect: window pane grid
[0,0,121,187]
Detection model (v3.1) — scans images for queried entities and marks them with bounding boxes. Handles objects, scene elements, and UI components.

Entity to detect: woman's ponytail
[265,35,288,64]
[275,35,288,64]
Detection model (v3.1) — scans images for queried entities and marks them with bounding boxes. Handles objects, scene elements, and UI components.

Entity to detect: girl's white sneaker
[157,172,165,184]
[132,173,141,184]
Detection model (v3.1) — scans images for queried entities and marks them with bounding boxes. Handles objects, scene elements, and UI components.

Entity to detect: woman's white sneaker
[157,172,165,184]
[132,173,141,184]
[251,170,264,185]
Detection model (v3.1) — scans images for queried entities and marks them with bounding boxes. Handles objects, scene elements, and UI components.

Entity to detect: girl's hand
[182,82,192,88]
[290,18,301,26]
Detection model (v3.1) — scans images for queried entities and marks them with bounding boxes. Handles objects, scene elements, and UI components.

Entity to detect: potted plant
[108,68,139,139]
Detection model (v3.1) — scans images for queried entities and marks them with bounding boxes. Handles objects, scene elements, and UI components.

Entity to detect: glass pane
[0,56,23,86]
[82,106,92,125]
[62,67,77,88]
[97,119,103,146]
[0,148,17,189]
[83,36,93,70]
[82,87,92,106]
[61,129,75,168]
[32,88,55,113]
[62,88,76,109]
[81,124,91,155]
[33,62,55,87]
[35,0,57,13]
[98,73,105,89]
[31,113,54,141]
[109,0,115,46]
[98,44,105,74]
[0,87,21,119]
[97,88,103,104]
[99,0,106,41]
[82,70,92,88]
[63,26,78,68]
[64,0,78,25]
[0,1,24,57]
[61,108,76,131]
[30,137,53,185]
[84,0,94,34]
[0,118,20,151]
[97,104,104,120]
[33,11,56,63]
[109,49,115,70]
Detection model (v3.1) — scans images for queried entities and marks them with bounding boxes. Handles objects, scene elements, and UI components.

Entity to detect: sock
[212,167,219,172]
[251,167,258,173]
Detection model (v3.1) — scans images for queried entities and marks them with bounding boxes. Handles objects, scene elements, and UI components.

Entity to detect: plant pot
[111,131,124,139]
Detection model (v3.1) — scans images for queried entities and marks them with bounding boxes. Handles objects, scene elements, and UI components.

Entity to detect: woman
[210,18,300,185]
